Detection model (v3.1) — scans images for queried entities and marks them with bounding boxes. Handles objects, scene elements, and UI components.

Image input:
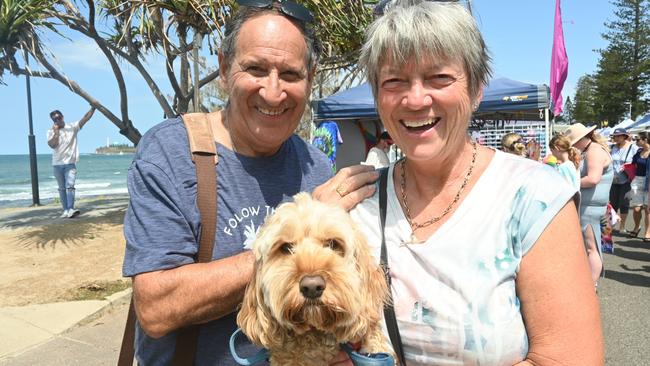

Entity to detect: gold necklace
[400,141,478,244]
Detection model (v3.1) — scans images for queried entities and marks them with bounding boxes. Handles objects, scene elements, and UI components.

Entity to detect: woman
[333,1,603,365]
[549,134,581,191]
[608,128,637,232]
[564,123,613,285]
[501,132,527,157]
[629,132,650,239]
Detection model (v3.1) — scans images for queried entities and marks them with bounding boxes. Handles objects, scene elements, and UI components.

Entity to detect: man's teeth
[402,118,439,128]
[258,107,284,116]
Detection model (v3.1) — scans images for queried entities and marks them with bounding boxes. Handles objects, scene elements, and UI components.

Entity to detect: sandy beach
[0,196,130,307]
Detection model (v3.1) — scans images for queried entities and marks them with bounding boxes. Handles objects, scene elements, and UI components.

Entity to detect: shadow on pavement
[611,247,650,262]
[0,197,128,230]
[604,269,650,288]
[2,197,128,250]
[615,239,648,250]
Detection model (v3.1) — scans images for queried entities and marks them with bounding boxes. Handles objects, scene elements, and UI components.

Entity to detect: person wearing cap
[564,123,613,285]
[364,131,394,168]
[609,127,638,233]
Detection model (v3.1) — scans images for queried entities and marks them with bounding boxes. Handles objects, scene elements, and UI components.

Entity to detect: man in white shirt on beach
[47,107,95,218]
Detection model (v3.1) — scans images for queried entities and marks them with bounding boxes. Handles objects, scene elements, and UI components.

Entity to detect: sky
[0,0,615,155]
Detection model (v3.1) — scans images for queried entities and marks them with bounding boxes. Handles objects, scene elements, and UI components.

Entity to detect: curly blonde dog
[237,193,393,366]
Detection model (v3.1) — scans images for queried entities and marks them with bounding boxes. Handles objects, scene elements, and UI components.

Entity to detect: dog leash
[229,328,395,366]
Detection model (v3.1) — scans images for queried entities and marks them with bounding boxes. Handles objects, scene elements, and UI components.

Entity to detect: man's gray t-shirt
[123,117,332,365]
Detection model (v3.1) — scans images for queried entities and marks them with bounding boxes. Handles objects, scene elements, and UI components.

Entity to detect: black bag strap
[379,168,407,365]
[624,144,633,162]
[118,113,218,366]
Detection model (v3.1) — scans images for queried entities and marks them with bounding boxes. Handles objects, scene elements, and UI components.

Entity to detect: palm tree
[1,0,379,144]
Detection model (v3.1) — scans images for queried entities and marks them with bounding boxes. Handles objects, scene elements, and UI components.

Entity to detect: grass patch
[62,280,131,301]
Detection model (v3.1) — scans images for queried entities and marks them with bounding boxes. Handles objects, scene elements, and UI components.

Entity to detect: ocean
[0,153,134,208]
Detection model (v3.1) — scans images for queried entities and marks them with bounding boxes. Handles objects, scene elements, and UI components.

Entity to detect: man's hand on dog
[313,165,379,211]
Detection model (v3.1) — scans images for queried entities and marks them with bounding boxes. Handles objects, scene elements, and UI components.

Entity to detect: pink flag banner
[550,0,569,115]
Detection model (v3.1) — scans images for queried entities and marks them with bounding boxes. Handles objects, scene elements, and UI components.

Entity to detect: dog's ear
[237,260,285,349]
[354,228,390,327]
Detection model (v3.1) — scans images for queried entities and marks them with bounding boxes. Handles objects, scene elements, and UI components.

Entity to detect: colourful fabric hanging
[312,121,342,173]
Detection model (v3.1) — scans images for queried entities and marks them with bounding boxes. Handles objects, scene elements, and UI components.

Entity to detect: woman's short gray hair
[220,6,321,73]
[360,0,492,99]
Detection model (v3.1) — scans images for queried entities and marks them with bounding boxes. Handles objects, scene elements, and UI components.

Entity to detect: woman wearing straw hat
[564,123,613,285]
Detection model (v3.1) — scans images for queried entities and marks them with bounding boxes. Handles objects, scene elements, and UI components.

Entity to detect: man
[122,1,377,364]
[47,107,96,218]
[364,131,393,168]
[609,127,638,233]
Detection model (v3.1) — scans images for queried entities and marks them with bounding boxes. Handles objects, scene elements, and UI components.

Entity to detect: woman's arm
[580,146,608,188]
[514,200,604,366]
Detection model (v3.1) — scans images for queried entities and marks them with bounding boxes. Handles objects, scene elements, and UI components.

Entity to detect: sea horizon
[0,153,134,208]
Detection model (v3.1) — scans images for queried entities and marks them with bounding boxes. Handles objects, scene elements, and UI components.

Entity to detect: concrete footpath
[0,288,131,364]
[0,234,648,365]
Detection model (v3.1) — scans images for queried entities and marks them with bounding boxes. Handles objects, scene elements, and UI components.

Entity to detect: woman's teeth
[402,117,441,128]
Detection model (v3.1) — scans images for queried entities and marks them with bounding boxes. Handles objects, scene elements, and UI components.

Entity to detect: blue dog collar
[341,343,395,366]
[230,328,269,365]
[230,328,395,366]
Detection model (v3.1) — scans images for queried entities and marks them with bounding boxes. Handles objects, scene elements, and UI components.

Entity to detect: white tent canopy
[611,118,635,130]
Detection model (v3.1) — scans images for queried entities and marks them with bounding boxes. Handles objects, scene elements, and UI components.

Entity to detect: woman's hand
[329,349,353,366]
[313,165,380,211]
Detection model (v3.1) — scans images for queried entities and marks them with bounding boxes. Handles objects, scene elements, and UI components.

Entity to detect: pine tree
[573,75,599,124]
[560,96,574,124]
[594,0,650,122]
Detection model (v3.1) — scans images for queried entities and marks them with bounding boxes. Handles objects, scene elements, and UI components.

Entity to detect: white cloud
[46,38,111,72]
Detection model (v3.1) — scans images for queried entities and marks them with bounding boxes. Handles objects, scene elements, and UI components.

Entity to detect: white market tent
[626,113,650,133]
[611,118,636,130]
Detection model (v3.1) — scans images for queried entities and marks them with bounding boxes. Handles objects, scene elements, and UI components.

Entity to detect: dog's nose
[299,275,326,299]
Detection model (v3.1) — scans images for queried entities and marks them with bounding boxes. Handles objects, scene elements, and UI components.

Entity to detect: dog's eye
[325,239,344,255]
[280,242,294,255]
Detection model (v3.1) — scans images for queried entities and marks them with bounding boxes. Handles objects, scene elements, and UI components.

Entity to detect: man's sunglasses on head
[52,115,62,121]
[236,0,315,24]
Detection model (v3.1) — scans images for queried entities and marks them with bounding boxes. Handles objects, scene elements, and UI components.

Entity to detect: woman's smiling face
[376,56,478,163]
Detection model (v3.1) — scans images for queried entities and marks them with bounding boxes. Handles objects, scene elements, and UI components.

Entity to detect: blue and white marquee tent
[311,77,551,169]
[313,77,550,120]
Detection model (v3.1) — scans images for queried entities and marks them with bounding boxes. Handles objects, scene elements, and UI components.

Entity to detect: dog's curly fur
[237,193,392,366]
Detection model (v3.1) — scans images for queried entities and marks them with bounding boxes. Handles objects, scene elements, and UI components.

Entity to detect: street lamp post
[25,49,40,206]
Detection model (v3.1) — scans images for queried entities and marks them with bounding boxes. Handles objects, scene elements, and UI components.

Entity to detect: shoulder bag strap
[378,168,407,365]
[117,113,218,366]
[117,299,137,366]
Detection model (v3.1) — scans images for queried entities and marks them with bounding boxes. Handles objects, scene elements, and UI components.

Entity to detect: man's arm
[78,106,96,129]
[47,127,59,148]
[133,250,254,339]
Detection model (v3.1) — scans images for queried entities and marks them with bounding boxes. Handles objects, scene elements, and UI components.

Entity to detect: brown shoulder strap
[117,113,218,366]
[117,299,137,366]
[182,112,219,263]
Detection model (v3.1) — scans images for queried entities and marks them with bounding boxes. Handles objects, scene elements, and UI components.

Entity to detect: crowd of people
[120,0,605,365]
[501,123,650,286]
